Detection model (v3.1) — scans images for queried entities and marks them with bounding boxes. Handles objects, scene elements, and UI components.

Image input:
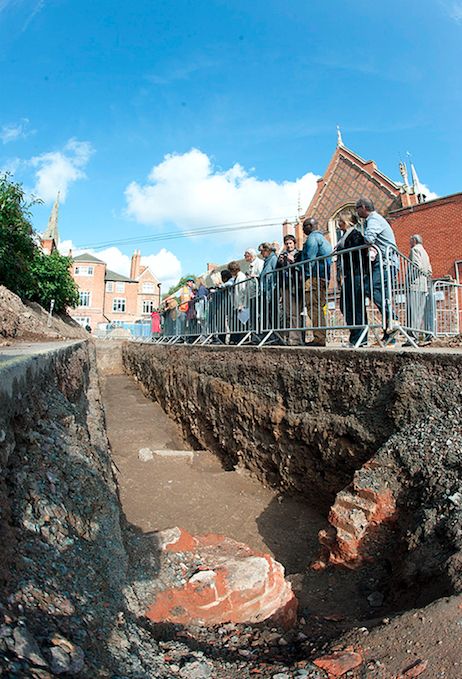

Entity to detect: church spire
[407,152,426,203]
[43,192,60,245]
[336,125,344,148]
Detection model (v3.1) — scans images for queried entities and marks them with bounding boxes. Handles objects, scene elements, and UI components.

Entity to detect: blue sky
[1,0,461,289]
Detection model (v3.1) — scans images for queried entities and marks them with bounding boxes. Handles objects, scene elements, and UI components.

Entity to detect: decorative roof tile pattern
[305,147,403,231]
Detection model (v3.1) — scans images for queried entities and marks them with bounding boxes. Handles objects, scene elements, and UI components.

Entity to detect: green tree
[26,250,80,312]
[0,173,79,311]
[0,173,40,297]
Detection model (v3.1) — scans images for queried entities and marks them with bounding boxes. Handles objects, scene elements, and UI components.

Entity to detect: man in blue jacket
[300,217,332,346]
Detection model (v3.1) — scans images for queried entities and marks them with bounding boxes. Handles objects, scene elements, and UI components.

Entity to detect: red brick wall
[104,281,138,323]
[71,261,106,326]
[390,194,462,279]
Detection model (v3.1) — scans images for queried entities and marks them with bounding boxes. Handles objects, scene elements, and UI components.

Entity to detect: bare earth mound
[0,285,88,343]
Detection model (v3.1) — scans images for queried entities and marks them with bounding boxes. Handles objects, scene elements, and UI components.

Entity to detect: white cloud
[439,0,462,22]
[58,241,182,290]
[419,183,438,202]
[30,138,94,203]
[140,249,182,289]
[0,118,34,143]
[0,156,21,175]
[124,148,318,248]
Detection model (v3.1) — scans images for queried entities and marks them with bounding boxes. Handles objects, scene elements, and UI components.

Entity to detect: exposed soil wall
[0,341,181,677]
[122,344,462,508]
[123,344,462,605]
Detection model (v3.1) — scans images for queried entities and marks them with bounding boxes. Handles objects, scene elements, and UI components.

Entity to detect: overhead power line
[76,216,299,251]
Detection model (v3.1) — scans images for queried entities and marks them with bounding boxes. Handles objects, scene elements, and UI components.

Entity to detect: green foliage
[165,274,196,299]
[0,173,40,297]
[0,172,79,311]
[26,251,80,312]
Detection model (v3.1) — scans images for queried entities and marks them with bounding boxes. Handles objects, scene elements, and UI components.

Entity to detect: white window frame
[106,281,114,292]
[79,291,92,307]
[74,266,94,276]
[142,282,156,294]
[112,298,126,313]
[142,300,155,315]
[73,317,91,326]
[115,281,125,293]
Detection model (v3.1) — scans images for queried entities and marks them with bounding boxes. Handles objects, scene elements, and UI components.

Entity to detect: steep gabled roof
[303,143,404,229]
[137,266,160,283]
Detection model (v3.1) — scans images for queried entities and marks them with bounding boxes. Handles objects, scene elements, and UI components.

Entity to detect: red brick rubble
[145,527,298,627]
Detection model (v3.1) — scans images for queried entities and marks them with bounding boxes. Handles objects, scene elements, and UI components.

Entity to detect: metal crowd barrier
[433,279,462,336]
[95,322,152,340]
[259,245,386,347]
[158,277,261,345]
[385,246,435,347]
[146,246,461,348]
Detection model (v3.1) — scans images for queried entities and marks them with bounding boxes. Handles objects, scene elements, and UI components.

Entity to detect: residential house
[70,251,161,331]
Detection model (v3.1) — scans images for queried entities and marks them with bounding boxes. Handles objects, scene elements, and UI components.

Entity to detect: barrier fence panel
[261,245,384,347]
[386,246,435,346]
[433,280,462,336]
[147,246,462,346]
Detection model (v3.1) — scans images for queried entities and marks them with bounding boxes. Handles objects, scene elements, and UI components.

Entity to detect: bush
[0,173,79,312]
[0,173,38,297]
[26,250,80,312]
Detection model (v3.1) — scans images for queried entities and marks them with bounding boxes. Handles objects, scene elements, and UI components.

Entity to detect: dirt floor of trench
[100,374,399,627]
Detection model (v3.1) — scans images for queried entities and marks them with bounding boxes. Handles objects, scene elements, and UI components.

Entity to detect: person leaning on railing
[193,276,209,336]
[333,211,368,347]
[276,233,304,345]
[244,247,263,335]
[227,261,247,344]
[356,196,398,343]
[299,218,332,347]
[258,242,281,344]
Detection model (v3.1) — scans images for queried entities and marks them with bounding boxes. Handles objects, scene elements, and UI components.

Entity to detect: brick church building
[285,130,462,282]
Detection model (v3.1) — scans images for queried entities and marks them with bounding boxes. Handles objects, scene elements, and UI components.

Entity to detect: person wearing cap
[300,217,332,346]
[276,234,303,345]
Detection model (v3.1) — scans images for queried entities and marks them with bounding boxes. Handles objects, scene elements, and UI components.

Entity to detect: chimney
[207,263,218,272]
[130,249,141,279]
[295,221,304,250]
[282,220,292,239]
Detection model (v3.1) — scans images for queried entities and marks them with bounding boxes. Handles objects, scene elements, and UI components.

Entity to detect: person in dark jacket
[276,234,303,345]
[334,211,368,346]
[258,242,279,335]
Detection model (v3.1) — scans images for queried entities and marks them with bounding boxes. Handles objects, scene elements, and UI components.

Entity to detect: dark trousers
[341,274,367,344]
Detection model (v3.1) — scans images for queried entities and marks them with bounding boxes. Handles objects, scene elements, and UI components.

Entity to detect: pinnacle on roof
[43,192,60,244]
[407,152,426,203]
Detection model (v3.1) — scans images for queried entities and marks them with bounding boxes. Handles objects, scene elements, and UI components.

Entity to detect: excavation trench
[1,338,462,678]
[121,342,462,616]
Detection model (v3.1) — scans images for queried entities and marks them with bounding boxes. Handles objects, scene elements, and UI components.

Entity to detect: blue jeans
[364,263,397,326]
